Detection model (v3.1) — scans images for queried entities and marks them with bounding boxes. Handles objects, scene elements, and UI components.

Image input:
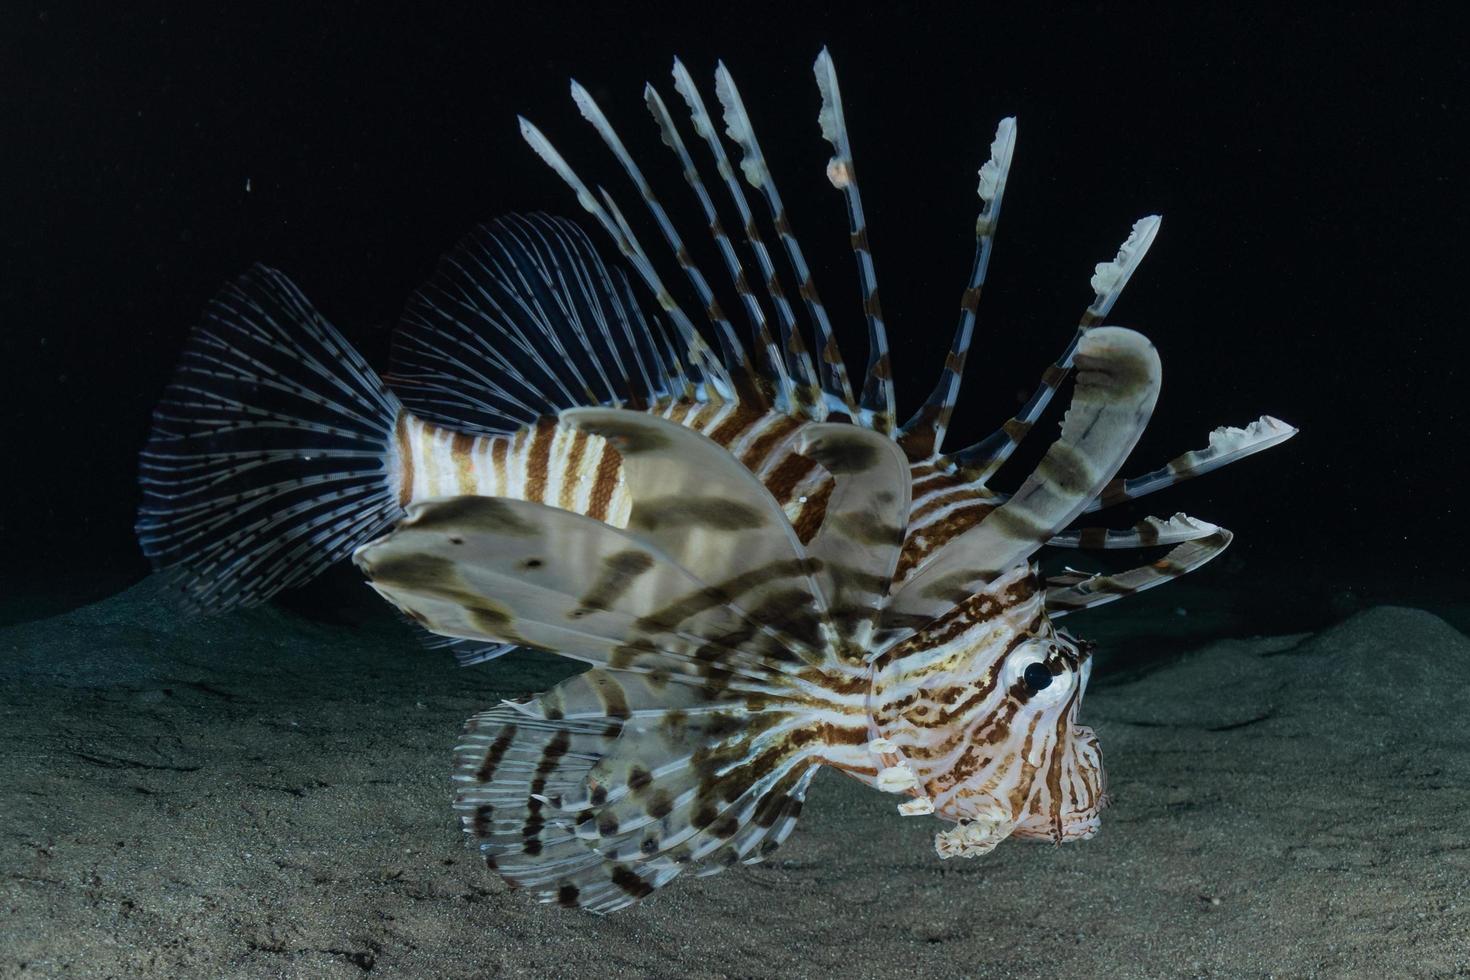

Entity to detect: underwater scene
[3,5,1465,978]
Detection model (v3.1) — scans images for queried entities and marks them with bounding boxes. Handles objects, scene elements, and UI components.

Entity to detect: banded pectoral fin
[397,611,521,667]
[354,495,809,690]
[565,694,820,876]
[453,661,821,913]
[885,327,1161,632]
[563,407,832,662]
[798,423,910,658]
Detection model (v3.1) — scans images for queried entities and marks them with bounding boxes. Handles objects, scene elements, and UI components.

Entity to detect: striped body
[395,400,996,578]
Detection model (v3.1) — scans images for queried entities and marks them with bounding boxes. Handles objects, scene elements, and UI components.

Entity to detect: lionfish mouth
[1011,812,1104,844]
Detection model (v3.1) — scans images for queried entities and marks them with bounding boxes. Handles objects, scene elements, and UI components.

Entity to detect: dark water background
[2,4,1463,633]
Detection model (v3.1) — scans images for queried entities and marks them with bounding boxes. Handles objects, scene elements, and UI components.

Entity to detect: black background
[2,4,1464,618]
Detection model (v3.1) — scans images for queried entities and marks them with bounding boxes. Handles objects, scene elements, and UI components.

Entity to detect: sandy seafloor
[2,575,1467,979]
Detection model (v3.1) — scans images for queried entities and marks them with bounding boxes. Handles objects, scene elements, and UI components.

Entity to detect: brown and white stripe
[396,396,1015,591]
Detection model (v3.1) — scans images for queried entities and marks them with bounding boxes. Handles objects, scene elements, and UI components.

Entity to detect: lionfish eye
[1023,662,1053,692]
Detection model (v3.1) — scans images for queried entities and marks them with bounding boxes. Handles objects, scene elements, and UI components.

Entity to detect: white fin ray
[1088,216,1162,319]
[137,266,403,612]
[813,47,894,429]
[569,80,759,389]
[713,60,859,416]
[518,117,732,401]
[1084,415,1299,512]
[669,58,823,411]
[392,214,682,434]
[1046,526,1235,615]
[1047,512,1221,549]
[954,216,1162,478]
[642,81,797,409]
[900,116,1016,456]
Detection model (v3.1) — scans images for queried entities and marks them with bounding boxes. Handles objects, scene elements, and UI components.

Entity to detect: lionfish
[138,49,1296,912]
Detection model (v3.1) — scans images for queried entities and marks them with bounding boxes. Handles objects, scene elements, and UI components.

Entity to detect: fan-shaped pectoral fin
[565,408,833,661]
[886,326,1162,630]
[355,495,808,686]
[798,423,910,657]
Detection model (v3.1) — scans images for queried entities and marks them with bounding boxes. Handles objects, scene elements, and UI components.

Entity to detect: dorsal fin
[569,80,770,405]
[389,213,686,436]
[665,58,822,411]
[642,81,797,410]
[519,119,733,401]
[952,216,1162,477]
[899,116,1016,458]
[713,60,860,418]
[813,48,894,431]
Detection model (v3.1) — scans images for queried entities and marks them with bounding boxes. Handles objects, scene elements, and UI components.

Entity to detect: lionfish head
[869,565,1107,857]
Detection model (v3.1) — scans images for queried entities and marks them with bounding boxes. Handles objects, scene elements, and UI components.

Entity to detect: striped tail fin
[137,265,404,611]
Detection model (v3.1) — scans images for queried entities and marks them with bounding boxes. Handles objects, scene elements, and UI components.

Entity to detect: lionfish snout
[1011,722,1109,844]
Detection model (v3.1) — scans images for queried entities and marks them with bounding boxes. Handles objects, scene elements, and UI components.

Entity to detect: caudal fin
[137,265,404,611]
